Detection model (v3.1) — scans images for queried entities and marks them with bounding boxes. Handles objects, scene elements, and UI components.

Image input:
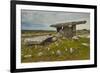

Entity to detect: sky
[21,9,90,30]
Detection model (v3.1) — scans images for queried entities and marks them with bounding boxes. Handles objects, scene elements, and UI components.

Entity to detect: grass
[21,36,90,63]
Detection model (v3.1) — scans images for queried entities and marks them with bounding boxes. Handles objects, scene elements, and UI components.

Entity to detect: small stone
[38,52,43,56]
[65,48,68,51]
[81,43,89,46]
[56,50,62,55]
[47,48,50,51]
[51,51,55,54]
[70,48,73,53]
[52,37,57,41]
[55,42,58,46]
[35,45,38,48]
[55,43,58,46]
[72,36,79,40]
[87,35,90,38]
[24,55,32,58]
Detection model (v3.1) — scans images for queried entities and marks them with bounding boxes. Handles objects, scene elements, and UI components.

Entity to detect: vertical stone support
[72,25,76,36]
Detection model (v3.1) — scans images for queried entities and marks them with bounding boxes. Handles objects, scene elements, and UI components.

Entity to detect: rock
[87,35,90,38]
[47,48,50,51]
[38,52,43,56]
[24,35,53,45]
[70,48,74,53]
[24,55,32,58]
[65,48,68,52]
[72,36,79,40]
[55,33,62,38]
[55,42,59,46]
[68,25,72,27]
[52,37,57,42]
[51,51,55,54]
[56,50,62,55]
[81,43,89,46]
[35,45,38,48]
[78,35,90,38]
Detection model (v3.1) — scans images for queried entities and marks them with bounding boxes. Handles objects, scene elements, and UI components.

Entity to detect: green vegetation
[21,30,90,63]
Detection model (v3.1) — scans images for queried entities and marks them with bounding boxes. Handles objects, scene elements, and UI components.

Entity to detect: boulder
[72,36,79,40]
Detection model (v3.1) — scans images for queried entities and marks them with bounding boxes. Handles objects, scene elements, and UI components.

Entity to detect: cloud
[21,9,90,30]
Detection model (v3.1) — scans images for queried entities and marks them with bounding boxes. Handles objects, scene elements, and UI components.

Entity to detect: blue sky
[21,10,90,30]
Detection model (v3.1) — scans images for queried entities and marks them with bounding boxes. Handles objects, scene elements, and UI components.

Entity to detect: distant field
[21,30,56,38]
[21,30,90,63]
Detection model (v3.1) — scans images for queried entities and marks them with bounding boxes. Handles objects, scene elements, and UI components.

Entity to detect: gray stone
[81,43,89,46]
[56,50,62,55]
[38,52,43,56]
[70,48,74,53]
[72,36,79,40]
[24,55,32,58]
[65,48,68,52]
